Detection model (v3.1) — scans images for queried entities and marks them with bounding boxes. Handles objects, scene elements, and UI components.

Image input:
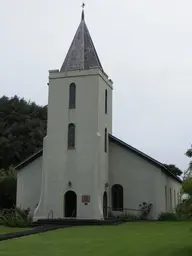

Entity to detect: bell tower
[34,7,113,220]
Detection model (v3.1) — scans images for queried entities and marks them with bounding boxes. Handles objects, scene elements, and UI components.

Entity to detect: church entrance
[103,191,108,219]
[64,191,77,218]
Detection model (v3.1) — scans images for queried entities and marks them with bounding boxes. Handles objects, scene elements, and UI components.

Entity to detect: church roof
[60,9,103,72]
[15,134,182,184]
[15,149,43,170]
[109,134,182,183]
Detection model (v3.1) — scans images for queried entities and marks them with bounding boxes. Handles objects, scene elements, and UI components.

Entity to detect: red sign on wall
[82,195,90,204]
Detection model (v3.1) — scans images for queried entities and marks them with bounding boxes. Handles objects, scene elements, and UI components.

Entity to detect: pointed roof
[60,9,103,72]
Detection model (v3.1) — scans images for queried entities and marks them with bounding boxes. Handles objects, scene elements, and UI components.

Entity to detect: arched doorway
[103,191,108,219]
[111,184,123,211]
[64,191,77,218]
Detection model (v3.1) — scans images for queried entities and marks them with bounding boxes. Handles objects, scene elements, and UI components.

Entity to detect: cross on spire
[60,3,103,72]
[81,3,85,20]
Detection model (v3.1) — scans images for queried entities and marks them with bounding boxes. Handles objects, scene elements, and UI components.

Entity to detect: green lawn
[0,226,30,235]
[0,222,192,256]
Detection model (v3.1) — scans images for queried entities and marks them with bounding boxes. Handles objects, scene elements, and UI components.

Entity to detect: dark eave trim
[109,134,182,184]
[15,149,43,171]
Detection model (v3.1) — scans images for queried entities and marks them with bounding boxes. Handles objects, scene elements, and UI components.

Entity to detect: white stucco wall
[34,69,113,220]
[16,157,42,215]
[109,140,181,219]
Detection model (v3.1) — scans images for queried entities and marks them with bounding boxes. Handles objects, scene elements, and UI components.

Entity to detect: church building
[16,9,181,220]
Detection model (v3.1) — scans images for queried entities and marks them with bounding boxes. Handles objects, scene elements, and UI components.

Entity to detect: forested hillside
[0,95,47,169]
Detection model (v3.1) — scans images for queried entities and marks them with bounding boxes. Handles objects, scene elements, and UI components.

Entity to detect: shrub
[175,198,192,220]
[0,216,3,225]
[139,202,152,220]
[2,207,32,227]
[108,210,139,221]
[0,167,17,209]
[158,212,177,221]
[182,177,192,196]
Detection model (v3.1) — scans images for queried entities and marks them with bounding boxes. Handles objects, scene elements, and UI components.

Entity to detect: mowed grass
[0,222,192,256]
[0,226,30,235]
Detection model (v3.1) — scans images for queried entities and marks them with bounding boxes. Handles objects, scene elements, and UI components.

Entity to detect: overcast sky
[1,0,192,171]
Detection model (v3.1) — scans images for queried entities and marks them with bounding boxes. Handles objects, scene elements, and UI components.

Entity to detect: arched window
[112,184,123,211]
[69,83,76,109]
[68,123,75,148]
[105,89,107,114]
[104,128,107,153]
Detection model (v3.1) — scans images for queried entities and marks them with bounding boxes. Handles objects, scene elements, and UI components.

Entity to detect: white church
[16,9,181,220]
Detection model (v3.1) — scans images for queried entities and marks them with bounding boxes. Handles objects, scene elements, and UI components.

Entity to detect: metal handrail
[108,207,142,212]
[48,210,53,219]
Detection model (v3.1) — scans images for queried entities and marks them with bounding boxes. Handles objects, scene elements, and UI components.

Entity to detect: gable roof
[15,134,182,183]
[109,134,182,183]
[15,149,43,171]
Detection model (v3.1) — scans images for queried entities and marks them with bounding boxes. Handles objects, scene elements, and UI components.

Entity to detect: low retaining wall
[0,225,69,242]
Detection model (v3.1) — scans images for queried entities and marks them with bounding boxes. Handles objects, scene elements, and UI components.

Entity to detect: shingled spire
[60,7,103,72]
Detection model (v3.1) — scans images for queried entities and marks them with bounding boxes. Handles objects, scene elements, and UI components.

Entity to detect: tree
[182,178,192,196]
[185,145,192,178]
[173,147,192,220]
[0,167,17,209]
[0,95,47,169]
[164,164,182,177]
[181,146,192,196]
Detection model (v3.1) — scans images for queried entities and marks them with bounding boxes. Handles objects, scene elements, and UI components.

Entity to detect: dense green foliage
[169,146,192,220]
[0,167,17,209]
[182,178,192,196]
[158,212,178,221]
[183,146,192,196]
[0,95,47,169]
[0,222,192,256]
[1,207,32,227]
[176,198,192,220]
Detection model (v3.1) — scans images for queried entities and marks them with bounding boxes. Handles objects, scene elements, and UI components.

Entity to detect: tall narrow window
[165,186,168,211]
[174,190,176,208]
[69,83,76,109]
[105,89,107,114]
[104,128,107,153]
[68,123,75,148]
[177,192,180,204]
[112,184,123,211]
[170,188,172,211]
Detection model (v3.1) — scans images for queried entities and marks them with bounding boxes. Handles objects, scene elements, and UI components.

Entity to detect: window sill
[68,147,76,150]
